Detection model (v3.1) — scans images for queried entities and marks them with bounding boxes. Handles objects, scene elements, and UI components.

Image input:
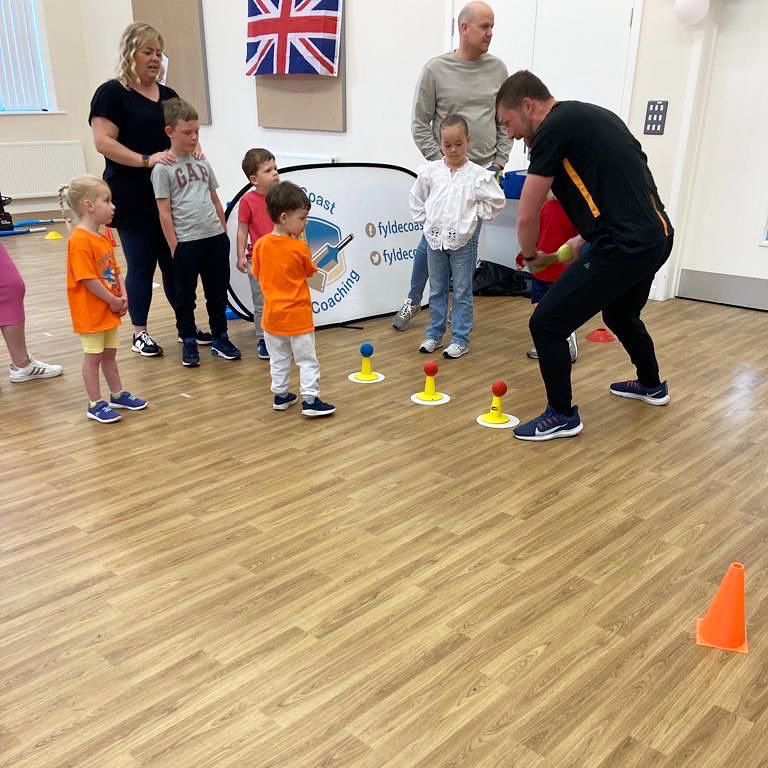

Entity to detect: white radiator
[0,141,87,199]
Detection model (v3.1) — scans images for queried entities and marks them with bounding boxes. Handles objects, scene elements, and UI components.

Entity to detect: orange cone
[696,562,748,653]
[104,227,117,247]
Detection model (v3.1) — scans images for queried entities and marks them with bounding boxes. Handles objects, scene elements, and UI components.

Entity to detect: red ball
[423,361,439,376]
[491,379,507,397]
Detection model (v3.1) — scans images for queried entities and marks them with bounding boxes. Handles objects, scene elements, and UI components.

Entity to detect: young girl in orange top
[59,175,148,423]
[251,181,335,417]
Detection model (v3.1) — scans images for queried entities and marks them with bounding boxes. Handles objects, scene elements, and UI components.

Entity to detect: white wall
[198,0,449,205]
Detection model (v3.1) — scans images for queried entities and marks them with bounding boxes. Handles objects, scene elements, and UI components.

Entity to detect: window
[0,0,55,112]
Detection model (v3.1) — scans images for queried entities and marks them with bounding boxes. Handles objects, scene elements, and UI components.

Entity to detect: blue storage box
[502,170,527,199]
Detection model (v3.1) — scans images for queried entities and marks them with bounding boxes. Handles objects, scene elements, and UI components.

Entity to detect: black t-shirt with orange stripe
[528,100,672,254]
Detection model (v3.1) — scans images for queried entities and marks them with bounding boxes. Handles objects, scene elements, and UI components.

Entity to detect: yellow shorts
[80,327,119,354]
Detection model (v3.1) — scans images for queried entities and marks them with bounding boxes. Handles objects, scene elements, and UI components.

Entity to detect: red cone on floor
[586,327,615,343]
[104,227,117,247]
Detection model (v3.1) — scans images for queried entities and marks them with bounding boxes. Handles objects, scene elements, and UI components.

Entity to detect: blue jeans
[426,239,476,347]
[407,222,482,303]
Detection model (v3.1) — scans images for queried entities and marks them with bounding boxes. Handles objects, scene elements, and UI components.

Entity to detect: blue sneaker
[257,338,270,360]
[610,379,670,405]
[110,391,148,410]
[273,392,298,411]
[87,400,121,423]
[513,405,583,441]
[182,338,200,367]
[301,397,336,417]
[211,333,241,360]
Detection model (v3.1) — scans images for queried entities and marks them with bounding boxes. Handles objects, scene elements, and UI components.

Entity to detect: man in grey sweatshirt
[392,1,513,331]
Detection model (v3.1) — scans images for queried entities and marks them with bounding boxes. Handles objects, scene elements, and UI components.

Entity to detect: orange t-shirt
[66,227,122,333]
[251,233,317,335]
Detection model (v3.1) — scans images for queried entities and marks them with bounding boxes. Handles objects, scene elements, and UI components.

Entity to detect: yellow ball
[556,243,574,263]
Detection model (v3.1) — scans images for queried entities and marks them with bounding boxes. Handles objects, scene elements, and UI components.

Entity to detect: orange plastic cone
[696,562,748,653]
[104,227,116,247]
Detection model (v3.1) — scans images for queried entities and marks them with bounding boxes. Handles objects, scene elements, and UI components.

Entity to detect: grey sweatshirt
[411,51,513,168]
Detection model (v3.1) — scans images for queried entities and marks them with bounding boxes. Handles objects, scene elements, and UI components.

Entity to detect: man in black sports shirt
[496,70,674,442]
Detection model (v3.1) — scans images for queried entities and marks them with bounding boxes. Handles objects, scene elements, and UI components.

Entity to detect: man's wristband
[141,154,150,168]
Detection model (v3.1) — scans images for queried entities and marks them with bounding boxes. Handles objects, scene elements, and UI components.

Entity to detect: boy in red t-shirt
[251,181,335,418]
[516,194,580,361]
[236,148,280,361]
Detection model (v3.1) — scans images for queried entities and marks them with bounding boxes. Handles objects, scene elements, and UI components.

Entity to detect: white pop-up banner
[225,163,425,327]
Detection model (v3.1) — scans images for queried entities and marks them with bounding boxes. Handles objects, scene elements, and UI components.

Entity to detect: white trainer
[9,358,63,383]
[443,343,468,359]
[418,338,442,354]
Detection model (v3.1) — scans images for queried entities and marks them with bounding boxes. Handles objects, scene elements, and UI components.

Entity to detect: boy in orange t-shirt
[61,175,148,424]
[251,181,335,417]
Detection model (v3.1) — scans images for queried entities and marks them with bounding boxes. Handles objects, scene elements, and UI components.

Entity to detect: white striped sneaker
[9,358,63,383]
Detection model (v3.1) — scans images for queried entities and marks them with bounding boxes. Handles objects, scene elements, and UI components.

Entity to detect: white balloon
[674,0,710,26]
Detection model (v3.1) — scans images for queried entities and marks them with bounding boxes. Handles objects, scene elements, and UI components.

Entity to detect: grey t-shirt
[151,156,224,243]
[412,52,513,168]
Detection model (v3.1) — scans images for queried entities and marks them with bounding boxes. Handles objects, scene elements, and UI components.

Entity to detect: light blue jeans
[425,237,476,347]
[408,221,482,304]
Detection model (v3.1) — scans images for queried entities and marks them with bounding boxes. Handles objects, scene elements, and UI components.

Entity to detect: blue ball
[360,342,374,357]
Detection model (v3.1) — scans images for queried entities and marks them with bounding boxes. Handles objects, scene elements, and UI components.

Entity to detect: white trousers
[264,330,320,399]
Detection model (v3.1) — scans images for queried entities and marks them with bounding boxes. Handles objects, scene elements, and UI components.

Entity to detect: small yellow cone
[44,231,63,240]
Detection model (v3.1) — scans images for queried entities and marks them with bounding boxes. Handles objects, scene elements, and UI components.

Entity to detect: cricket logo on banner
[246,0,343,76]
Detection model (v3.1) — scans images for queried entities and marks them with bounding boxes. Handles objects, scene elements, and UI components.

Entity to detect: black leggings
[530,236,673,414]
[117,219,175,327]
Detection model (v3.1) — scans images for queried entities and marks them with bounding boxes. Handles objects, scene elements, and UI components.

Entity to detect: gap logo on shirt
[174,162,210,189]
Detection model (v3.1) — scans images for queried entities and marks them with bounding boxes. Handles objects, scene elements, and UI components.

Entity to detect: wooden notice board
[255,32,346,132]
[131,0,212,125]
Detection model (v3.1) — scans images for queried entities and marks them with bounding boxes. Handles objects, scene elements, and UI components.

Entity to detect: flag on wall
[246,0,343,77]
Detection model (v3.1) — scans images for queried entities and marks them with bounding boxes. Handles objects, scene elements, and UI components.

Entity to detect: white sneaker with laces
[392,299,420,331]
[419,338,442,354]
[443,342,468,359]
[9,358,63,383]
[568,332,578,363]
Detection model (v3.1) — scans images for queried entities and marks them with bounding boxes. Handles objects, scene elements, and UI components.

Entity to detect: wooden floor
[3,226,768,768]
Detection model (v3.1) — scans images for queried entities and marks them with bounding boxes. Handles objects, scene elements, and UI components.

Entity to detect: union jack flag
[246,0,343,77]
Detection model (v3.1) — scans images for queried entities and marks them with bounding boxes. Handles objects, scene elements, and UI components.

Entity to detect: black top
[89,79,179,229]
[528,101,673,254]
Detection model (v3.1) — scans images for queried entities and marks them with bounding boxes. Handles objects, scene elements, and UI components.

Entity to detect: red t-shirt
[516,198,579,283]
[238,190,273,257]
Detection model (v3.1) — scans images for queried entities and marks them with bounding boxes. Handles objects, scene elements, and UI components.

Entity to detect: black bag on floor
[472,260,530,297]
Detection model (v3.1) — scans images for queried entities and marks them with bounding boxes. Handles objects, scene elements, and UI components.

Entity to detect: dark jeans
[530,235,673,415]
[173,233,230,340]
[117,220,175,327]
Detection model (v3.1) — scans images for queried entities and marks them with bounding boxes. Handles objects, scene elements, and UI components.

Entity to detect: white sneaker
[419,338,442,353]
[443,343,468,359]
[568,332,578,363]
[526,346,539,360]
[9,358,64,383]
[392,299,420,331]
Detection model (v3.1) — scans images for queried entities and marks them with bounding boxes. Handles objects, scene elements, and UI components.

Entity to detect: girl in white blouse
[410,115,506,358]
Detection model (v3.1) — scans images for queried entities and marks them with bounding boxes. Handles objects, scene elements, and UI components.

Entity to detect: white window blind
[0,0,53,112]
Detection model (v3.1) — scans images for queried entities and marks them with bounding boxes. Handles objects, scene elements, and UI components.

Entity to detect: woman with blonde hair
[89,22,210,358]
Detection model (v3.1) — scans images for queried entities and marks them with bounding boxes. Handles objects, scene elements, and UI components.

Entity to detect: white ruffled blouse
[409,159,506,251]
